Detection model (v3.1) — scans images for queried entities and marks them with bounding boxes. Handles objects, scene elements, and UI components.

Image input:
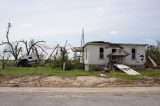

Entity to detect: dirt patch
[0,75,160,87]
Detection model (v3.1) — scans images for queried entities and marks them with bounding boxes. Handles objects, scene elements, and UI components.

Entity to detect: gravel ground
[0,75,160,87]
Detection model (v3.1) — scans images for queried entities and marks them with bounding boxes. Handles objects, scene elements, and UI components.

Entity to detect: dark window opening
[28,57,32,59]
[86,48,87,60]
[132,49,136,60]
[100,48,104,59]
[112,49,116,53]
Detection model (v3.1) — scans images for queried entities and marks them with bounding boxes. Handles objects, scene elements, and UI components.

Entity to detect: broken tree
[2,23,22,62]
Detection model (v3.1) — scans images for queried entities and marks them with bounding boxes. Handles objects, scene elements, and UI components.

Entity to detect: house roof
[72,47,83,52]
[73,41,147,52]
[112,43,148,46]
[84,41,147,47]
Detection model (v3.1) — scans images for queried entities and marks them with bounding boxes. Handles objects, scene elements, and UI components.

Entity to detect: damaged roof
[73,41,147,52]
[84,41,147,47]
[72,47,83,52]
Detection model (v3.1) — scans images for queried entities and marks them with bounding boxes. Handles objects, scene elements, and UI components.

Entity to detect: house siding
[122,45,146,65]
[84,44,146,70]
[84,45,110,65]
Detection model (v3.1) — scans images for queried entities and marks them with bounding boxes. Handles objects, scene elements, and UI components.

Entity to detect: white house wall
[84,44,146,66]
[122,45,146,65]
[84,45,110,65]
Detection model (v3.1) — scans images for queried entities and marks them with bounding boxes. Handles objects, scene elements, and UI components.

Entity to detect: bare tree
[42,44,59,66]
[0,51,11,68]
[19,39,46,55]
[2,23,22,61]
[50,41,74,70]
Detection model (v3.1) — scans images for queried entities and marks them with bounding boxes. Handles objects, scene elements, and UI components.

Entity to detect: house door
[111,56,123,64]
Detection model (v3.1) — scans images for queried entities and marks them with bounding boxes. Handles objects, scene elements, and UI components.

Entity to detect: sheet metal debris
[114,64,140,75]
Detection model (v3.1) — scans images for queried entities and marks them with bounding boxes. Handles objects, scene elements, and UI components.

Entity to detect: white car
[16,54,38,67]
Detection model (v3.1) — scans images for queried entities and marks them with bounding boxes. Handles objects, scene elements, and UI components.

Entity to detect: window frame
[131,48,136,60]
[99,47,104,60]
[112,49,116,53]
[85,48,87,60]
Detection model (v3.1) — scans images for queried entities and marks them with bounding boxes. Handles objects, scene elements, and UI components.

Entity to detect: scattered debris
[99,74,106,77]
[114,64,140,75]
[103,68,110,73]
[148,56,160,69]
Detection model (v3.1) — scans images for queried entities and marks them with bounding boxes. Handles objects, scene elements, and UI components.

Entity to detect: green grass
[0,67,99,76]
[108,69,160,80]
[138,69,160,77]
[108,71,141,80]
[0,67,160,80]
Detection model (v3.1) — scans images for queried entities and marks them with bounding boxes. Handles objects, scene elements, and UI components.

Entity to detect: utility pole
[81,28,85,47]
[81,28,85,70]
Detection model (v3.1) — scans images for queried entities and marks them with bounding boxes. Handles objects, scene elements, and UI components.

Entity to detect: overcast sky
[0,0,160,47]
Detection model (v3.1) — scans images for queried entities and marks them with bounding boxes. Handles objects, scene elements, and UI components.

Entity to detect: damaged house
[74,41,147,71]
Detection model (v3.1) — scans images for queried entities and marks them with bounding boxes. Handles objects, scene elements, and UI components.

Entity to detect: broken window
[132,48,136,60]
[100,48,104,59]
[140,55,144,61]
[112,49,116,53]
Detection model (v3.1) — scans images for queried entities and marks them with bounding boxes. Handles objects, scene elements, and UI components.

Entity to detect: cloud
[109,30,118,35]
[97,7,103,11]
[0,0,160,47]
[96,7,105,17]
[17,24,33,31]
